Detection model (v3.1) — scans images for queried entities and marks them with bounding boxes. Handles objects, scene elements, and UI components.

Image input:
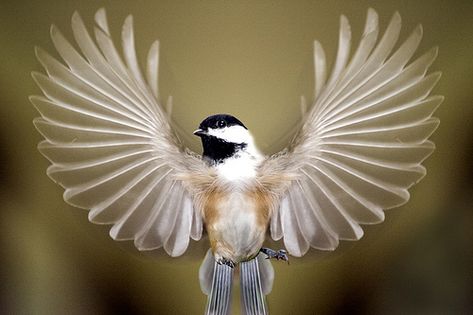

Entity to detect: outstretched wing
[260,9,442,257]
[31,9,211,257]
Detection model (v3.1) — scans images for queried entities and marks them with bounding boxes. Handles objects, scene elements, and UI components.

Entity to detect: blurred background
[0,0,472,314]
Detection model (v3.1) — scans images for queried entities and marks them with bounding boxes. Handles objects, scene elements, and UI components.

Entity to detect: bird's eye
[217,120,227,128]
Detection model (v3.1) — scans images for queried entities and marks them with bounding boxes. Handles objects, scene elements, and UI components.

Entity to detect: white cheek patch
[207,125,250,144]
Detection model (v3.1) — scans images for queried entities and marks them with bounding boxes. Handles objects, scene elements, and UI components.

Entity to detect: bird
[30,7,442,315]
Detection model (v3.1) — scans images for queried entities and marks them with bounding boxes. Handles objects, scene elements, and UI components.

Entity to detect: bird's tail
[240,255,274,315]
[200,250,234,315]
[200,250,274,315]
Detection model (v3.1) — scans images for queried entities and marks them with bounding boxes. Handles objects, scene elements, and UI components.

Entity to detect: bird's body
[31,8,442,315]
[196,114,271,264]
[203,180,270,263]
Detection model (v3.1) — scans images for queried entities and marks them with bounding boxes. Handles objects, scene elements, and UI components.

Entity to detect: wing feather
[31,9,211,256]
[324,15,351,92]
[313,41,326,100]
[135,180,179,249]
[88,164,169,224]
[262,9,441,256]
[109,173,171,241]
[164,193,193,256]
[94,8,110,35]
[147,41,160,99]
[280,196,309,256]
[51,25,152,120]
[300,170,363,240]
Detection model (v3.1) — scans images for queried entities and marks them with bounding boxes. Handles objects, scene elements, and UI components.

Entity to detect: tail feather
[200,249,215,295]
[256,252,274,295]
[204,260,234,315]
[240,256,269,315]
[200,250,274,315]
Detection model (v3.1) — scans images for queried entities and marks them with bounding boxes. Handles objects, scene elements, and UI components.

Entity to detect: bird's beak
[193,129,207,137]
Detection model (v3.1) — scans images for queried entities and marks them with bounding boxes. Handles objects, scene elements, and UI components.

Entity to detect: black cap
[198,114,247,131]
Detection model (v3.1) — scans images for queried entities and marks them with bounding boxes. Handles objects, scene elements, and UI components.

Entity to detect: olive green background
[1,1,472,314]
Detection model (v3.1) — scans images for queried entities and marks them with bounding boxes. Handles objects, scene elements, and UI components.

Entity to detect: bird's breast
[214,151,261,181]
[202,185,272,262]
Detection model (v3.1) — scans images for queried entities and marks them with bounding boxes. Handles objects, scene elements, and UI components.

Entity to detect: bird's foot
[260,247,289,263]
[216,257,236,268]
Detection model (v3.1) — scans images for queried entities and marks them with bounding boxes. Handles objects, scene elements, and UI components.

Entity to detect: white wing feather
[31,9,210,257]
[262,9,442,257]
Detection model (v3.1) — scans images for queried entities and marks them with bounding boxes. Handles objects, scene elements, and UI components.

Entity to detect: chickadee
[31,8,441,315]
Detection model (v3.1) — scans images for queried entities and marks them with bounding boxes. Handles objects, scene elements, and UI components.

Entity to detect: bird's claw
[260,247,289,264]
[217,257,236,268]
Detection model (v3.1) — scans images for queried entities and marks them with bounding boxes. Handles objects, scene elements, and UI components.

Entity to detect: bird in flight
[31,7,441,315]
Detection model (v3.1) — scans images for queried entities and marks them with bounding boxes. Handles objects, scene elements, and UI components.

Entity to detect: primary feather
[31,8,213,257]
[260,8,442,257]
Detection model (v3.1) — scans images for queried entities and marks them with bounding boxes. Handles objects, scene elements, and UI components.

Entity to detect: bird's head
[194,114,258,165]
